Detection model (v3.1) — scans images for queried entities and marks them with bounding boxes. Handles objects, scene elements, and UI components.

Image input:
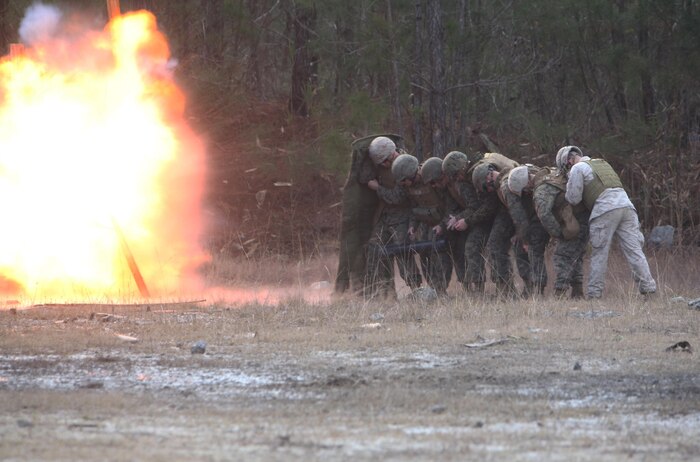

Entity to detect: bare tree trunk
[411,0,425,161]
[386,0,403,137]
[200,0,225,63]
[610,0,628,121]
[289,2,317,117]
[427,0,446,157]
[637,1,655,122]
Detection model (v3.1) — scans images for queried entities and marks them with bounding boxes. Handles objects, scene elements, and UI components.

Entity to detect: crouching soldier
[392,154,450,295]
[441,151,497,294]
[471,155,531,298]
[362,136,422,299]
[504,165,552,296]
[509,165,589,299]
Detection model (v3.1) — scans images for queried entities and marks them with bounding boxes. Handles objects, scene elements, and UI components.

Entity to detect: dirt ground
[1,275,700,461]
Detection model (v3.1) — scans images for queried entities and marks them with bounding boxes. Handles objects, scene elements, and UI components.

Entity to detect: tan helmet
[420,157,443,185]
[368,136,396,165]
[555,145,583,172]
[442,151,468,180]
[471,162,495,192]
[391,154,419,182]
[507,165,531,196]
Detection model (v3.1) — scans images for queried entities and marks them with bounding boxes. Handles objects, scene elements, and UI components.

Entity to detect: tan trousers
[587,207,656,298]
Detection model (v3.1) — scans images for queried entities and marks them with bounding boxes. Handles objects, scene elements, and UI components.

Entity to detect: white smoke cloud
[19,3,63,46]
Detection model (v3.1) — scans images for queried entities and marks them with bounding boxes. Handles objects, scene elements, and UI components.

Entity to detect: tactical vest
[582,159,623,210]
[495,167,515,206]
[408,182,444,225]
[533,167,580,239]
[447,182,467,208]
[482,152,519,171]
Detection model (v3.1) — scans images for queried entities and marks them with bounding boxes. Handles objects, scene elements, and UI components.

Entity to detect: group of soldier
[351,135,657,301]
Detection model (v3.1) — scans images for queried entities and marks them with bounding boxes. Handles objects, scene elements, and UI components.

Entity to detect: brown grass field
[1,246,700,461]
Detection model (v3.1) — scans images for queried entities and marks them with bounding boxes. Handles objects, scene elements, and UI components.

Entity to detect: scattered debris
[368,312,385,322]
[361,322,383,329]
[310,281,330,290]
[464,337,510,349]
[9,308,17,315]
[236,332,257,339]
[408,287,438,303]
[430,405,447,414]
[191,340,207,354]
[92,313,126,322]
[670,296,687,304]
[688,298,700,310]
[573,361,582,371]
[78,381,105,389]
[273,182,293,187]
[665,341,693,353]
[16,419,34,428]
[649,225,674,249]
[568,310,620,319]
[115,333,139,343]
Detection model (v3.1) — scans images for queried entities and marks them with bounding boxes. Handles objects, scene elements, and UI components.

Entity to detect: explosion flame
[0,5,209,304]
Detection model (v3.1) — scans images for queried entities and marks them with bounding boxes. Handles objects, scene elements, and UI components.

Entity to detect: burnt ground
[1,294,699,461]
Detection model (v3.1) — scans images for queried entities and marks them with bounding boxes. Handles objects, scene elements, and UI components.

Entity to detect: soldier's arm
[464,191,499,226]
[565,165,585,205]
[505,191,530,243]
[534,186,563,238]
[377,184,408,205]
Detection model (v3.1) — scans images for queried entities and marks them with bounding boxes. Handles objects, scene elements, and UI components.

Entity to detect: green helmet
[442,151,468,180]
[472,162,495,192]
[391,153,419,182]
[420,157,443,185]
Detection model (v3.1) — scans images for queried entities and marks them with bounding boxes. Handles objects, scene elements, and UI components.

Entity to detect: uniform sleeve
[377,184,408,206]
[565,165,585,205]
[455,184,498,226]
[534,185,563,238]
[504,189,531,243]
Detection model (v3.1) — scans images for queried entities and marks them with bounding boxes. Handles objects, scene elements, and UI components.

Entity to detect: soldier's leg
[390,223,422,289]
[513,238,532,296]
[487,210,516,296]
[587,209,620,299]
[615,208,657,294]
[364,221,396,299]
[464,224,489,293]
[527,221,550,295]
[448,230,467,284]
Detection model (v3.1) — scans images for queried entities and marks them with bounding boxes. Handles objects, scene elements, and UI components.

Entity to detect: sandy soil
[1,292,699,461]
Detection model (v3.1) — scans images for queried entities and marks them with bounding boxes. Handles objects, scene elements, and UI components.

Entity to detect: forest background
[2,0,699,258]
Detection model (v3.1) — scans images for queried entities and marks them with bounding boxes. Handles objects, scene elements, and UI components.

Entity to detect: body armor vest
[447,182,467,208]
[533,167,580,239]
[582,159,623,210]
[408,182,444,225]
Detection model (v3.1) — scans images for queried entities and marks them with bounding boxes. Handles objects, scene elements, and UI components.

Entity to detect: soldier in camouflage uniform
[502,165,552,296]
[556,145,656,299]
[511,165,589,299]
[440,151,495,294]
[419,156,467,290]
[471,156,532,298]
[359,137,422,299]
[392,154,450,295]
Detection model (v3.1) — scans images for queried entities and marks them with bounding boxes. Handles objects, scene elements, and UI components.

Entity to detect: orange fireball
[0,6,209,303]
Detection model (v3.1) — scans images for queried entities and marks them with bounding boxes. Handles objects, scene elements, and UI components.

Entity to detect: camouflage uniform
[498,165,550,295]
[442,185,467,286]
[471,156,530,298]
[405,177,451,295]
[359,155,422,298]
[532,168,589,298]
[449,175,495,293]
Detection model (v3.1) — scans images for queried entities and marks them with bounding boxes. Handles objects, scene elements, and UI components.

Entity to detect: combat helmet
[391,153,419,182]
[442,151,469,180]
[507,165,531,196]
[368,136,397,165]
[555,146,583,173]
[420,157,443,185]
[472,162,495,192]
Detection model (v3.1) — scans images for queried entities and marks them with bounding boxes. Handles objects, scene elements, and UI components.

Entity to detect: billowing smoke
[19,3,63,46]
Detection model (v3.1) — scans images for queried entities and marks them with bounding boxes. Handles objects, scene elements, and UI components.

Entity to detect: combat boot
[570,282,585,299]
